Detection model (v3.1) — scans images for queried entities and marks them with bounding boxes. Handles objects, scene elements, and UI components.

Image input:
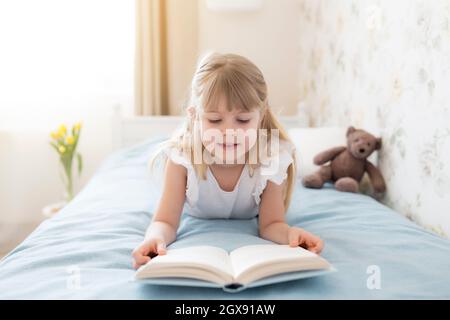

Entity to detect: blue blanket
[1,138,449,299]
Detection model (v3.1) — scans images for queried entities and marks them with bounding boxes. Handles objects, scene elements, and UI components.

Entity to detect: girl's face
[197,98,261,164]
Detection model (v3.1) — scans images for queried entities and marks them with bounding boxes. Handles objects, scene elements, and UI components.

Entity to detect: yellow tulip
[50,131,60,140]
[74,122,82,131]
[65,135,75,145]
[58,145,66,154]
[58,124,67,136]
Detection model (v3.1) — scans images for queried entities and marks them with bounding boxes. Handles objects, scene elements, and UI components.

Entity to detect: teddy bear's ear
[346,126,356,137]
[375,138,382,150]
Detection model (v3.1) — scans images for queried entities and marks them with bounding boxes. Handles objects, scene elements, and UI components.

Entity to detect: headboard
[112,104,306,150]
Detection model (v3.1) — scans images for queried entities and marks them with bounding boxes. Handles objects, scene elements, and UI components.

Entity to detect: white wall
[197,0,302,115]
[0,1,134,229]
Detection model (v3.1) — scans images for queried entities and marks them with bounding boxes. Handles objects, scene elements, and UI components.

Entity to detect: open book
[135,244,335,292]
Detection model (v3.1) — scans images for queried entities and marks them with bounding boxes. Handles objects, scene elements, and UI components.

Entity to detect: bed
[1,134,450,299]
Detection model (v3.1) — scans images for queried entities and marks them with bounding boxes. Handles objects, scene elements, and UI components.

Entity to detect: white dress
[163,140,295,219]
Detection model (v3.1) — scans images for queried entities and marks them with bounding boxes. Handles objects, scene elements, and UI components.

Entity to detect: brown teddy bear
[302,126,386,194]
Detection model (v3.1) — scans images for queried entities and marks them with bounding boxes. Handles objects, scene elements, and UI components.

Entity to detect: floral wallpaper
[297,0,450,237]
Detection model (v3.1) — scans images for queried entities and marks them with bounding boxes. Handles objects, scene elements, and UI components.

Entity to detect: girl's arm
[258,181,324,254]
[132,159,186,269]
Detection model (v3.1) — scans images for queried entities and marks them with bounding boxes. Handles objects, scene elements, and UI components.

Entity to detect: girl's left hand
[288,226,324,254]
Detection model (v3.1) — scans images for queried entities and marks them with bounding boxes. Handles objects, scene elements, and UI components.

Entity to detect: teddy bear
[302,126,386,194]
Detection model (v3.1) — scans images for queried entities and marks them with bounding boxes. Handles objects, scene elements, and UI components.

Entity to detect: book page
[229,244,324,283]
[136,245,234,283]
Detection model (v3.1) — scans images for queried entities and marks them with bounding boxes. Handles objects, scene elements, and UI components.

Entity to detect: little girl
[132,53,323,269]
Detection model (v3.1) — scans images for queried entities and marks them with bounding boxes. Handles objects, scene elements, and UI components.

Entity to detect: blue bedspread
[1,138,449,299]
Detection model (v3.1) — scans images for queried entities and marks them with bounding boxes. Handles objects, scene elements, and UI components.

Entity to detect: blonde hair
[150,52,296,210]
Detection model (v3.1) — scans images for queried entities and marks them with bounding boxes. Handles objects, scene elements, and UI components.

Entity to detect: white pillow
[288,127,347,178]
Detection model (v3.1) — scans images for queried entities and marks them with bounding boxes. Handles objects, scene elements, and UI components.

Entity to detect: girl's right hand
[132,238,167,269]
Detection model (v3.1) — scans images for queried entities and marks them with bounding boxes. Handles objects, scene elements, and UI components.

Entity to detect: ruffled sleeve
[163,147,199,207]
[252,140,295,205]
